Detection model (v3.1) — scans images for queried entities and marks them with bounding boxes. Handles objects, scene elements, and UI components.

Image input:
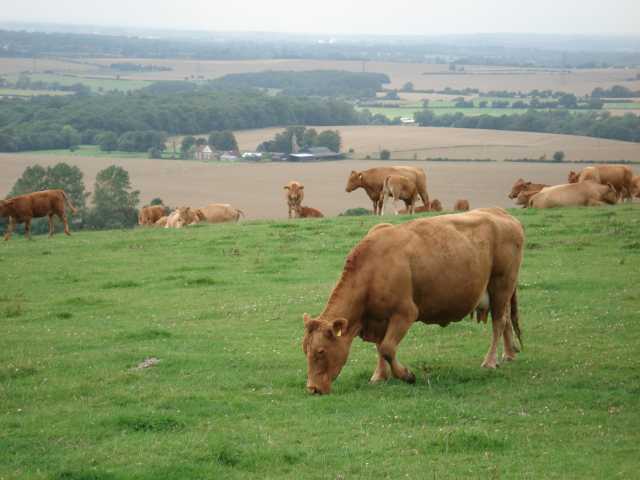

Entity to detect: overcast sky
[2,0,639,36]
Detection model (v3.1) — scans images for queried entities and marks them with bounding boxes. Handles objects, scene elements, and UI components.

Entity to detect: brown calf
[454,199,470,211]
[295,205,324,218]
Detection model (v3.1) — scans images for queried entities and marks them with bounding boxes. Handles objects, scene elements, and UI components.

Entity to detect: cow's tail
[62,190,78,214]
[510,289,523,351]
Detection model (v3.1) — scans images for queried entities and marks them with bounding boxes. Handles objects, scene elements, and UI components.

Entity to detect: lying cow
[515,189,540,208]
[568,165,633,201]
[165,207,203,228]
[530,181,618,208]
[294,205,324,218]
[199,203,244,223]
[429,199,443,212]
[0,189,77,241]
[138,205,166,226]
[302,208,524,395]
[380,175,417,216]
[346,167,429,215]
[508,178,549,201]
[284,181,304,219]
[454,199,470,211]
[155,216,169,227]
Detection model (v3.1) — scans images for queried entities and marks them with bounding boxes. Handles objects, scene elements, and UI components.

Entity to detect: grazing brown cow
[138,205,166,226]
[302,208,524,395]
[508,178,549,200]
[380,175,417,216]
[295,205,324,218]
[284,181,304,219]
[0,189,77,241]
[345,167,429,215]
[165,207,203,228]
[530,181,618,208]
[568,165,633,201]
[454,199,470,211]
[199,203,244,223]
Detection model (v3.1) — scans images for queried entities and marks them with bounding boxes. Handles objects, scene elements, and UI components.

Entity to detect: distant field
[16,145,152,159]
[0,87,70,97]
[362,106,535,118]
[235,125,640,162]
[83,58,640,95]
[4,73,152,93]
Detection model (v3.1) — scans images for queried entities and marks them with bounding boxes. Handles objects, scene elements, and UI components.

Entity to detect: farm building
[289,146,343,161]
[194,145,214,161]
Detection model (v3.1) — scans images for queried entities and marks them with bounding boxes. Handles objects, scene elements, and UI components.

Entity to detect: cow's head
[284,183,304,204]
[602,183,619,205]
[568,171,579,184]
[515,191,530,206]
[345,171,363,192]
[632,179,640,199]
[508,178,528,199]
[302,313,351,395]
[0,200,8,218]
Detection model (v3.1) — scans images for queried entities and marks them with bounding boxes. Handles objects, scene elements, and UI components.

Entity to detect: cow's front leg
[379,303,418,383]
[48,214,55,236]
[370,344,390,383]
[4,216,16,241]
[24,218,32,240]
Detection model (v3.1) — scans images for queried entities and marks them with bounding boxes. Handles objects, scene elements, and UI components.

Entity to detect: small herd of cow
[1,164,638,241]
[508,164,639,209]
[1,162,638,396]
[138,203,244,228]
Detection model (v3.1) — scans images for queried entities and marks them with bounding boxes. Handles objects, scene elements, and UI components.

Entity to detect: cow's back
[353,208,523,326]
[9,190,65,220]
[200,204,239,223]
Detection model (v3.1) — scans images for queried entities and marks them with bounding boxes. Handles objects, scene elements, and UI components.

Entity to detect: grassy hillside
[1,206,639,479]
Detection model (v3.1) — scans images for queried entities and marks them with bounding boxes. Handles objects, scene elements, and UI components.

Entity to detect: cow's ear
[303,313,319,331]
[331,318,347,338]
[299,185,304,190]
[284,185,290,190]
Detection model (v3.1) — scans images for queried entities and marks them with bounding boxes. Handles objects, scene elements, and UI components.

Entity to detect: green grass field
[0,88,71,98]
[17,146,163,159]
[5,74,152,93]
[1,205,639,479]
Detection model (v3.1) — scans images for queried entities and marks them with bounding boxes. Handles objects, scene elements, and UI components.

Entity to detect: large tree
[86,165,139,229]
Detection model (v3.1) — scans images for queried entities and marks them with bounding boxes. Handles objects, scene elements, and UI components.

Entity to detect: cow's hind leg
[482,285,516,369]
[24,218,32,240]
[48,214,55,237]
[370,344,391,383]
[4,216,16,241]
[379,302,419,383]
[60,212,71,236]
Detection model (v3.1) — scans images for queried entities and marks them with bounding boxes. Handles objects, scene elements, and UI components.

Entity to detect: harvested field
[235,125,640,162]
[84,58,640,95]
[2,151,637,220]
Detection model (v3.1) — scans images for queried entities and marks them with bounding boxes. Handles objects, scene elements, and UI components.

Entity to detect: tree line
[0,90,364,152]
[414,109,640,143]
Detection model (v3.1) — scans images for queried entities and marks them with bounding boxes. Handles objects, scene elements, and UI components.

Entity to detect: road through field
[4,153,633,219]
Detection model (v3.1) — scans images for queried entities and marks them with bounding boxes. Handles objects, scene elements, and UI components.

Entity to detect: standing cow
[0,189,77,241]
[138,205,166,226]
[380,175,418,216]
[284,181,304,219]
[346,167,429,215]
[568,165,633,201]
[302,208,524,395]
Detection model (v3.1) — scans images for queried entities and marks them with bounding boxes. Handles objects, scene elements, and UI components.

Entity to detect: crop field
[83,58,640,95]
[1,204,639,479]
[362,106,535,118]
[235,126,640,163]
[3,145,639,220]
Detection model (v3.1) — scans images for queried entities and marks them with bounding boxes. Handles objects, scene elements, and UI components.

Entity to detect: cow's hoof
[369,372,389,383]
[502,353,516,362]
[404,371,416,384]
[481,360,498,369]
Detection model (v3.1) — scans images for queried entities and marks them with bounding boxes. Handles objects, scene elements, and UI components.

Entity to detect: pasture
[1,205,639,479]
